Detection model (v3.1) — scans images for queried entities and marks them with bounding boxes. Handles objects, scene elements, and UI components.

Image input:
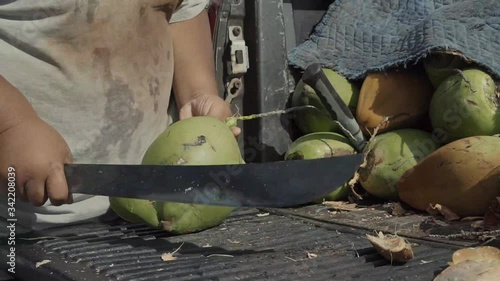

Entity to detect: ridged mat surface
[3,208,461,281]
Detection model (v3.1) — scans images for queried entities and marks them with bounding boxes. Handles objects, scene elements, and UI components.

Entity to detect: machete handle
[302,63,367,152]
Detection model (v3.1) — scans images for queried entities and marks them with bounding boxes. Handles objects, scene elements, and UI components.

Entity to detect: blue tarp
[288,0,500,80]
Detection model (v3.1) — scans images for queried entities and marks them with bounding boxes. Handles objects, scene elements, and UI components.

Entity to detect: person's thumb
[179,102,193,120]
[231,126,241,137]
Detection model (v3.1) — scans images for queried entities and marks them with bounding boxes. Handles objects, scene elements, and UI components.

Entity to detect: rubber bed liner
[2,207,471,281]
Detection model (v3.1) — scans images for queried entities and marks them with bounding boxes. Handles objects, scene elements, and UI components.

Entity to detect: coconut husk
[366,231,414,263]
[433,246,500,281]
[450,246,500,265]
[392,203,409,216]
[426,204,461,221]
[434,259,500,281]
[348,118,389,199]
[483,197,500,230]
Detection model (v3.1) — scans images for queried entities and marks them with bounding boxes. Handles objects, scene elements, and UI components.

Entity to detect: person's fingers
[46,162,71,206]
[15,185,28,203]
[24,180,47,207]
[231,127,241,137]
[63,154,74,204]
[9,175,28,202]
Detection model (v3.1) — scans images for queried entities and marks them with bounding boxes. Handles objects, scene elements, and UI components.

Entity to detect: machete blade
[65,153,364,208]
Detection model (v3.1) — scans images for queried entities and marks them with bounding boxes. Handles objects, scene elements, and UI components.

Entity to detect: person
[0,0,239,234]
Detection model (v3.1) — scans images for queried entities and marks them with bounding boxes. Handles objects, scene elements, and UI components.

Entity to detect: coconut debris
[483,197,500,229]
[322,201,363,212]
[426,204,461,221]
[161,242,184,262]
[307,252,318,259]
[35,260,51,268]
[348,117,389,199]
[450,246,500,265]
[433,246,500,281]
[391,203,409,216]
[366,231,414,264]
[206,254,234,258]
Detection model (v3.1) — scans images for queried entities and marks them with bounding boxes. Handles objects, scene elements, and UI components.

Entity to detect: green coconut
[423,52,469,89]
[291,68,360,135]
[109,116,240,234]
[285,132,356,202]
[109,197,160,227]
[429,68,500,144]
[358,129,439,201]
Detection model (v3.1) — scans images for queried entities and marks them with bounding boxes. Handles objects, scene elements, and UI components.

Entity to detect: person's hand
[0,117,73,207]
[179,93,241,136]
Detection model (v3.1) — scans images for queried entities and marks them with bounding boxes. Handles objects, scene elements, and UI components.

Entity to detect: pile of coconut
[289,51,500,218]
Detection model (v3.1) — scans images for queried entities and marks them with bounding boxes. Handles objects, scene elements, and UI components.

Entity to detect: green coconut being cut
[109,197,160,227]
[358,129,439,201]
[291,68,360,135]
[109,116,241,234]
[429,68,500,144]
[285,132,356,202]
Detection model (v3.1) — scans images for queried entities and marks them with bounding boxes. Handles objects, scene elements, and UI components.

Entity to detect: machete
[301,63,368,152]
[65,154,363,208]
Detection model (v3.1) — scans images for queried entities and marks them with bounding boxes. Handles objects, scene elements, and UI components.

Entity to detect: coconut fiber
[288,0,500,80]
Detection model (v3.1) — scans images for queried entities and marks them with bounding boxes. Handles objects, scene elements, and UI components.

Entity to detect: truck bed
[3,203,497,281]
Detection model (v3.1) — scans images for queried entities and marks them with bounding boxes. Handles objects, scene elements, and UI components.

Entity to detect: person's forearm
[169,9,219,109]
[0,75,38,134]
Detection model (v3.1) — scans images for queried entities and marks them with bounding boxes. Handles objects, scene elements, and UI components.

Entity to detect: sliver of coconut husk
[366,231,414,263]
[433,246,500,281]
[322,201,363,212]
[391,202,409,216]
[426,204,461,221]
[347,118,389,200]
[483,197,500,230]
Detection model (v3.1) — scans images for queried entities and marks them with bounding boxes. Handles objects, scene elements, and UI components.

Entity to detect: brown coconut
[356,71,434,135]
[397,135,500,217]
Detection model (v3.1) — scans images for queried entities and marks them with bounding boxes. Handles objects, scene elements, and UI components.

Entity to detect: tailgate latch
[228,25,249,75]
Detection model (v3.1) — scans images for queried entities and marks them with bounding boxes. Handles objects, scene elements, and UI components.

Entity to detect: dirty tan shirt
[0,0,209,232]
